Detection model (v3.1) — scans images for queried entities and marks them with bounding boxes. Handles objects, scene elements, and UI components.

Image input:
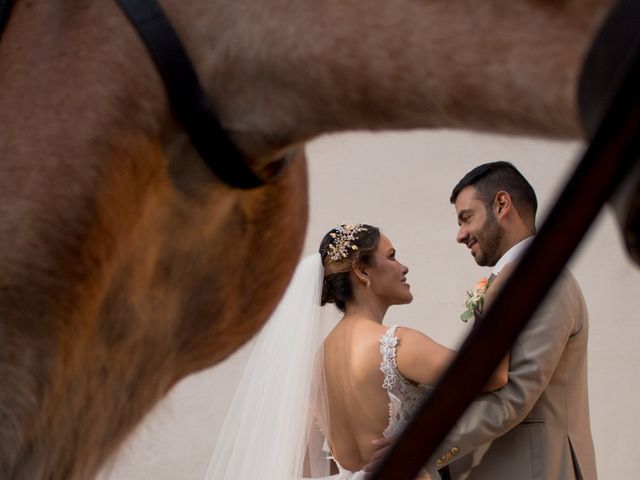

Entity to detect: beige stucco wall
[97,130,640,479]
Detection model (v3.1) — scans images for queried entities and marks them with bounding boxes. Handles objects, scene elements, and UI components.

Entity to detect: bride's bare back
[323,318,392,471]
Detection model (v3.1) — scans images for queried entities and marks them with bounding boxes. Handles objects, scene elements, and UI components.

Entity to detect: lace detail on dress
[380,326,400,391]
[379,325,431,437]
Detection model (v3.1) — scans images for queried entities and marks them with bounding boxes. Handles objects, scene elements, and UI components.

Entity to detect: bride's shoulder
[374,325,435,349]
[393,327,456,386]
[394,327,454,361]
[394,325,431,344]
[345,317,389,337]
[325,318,386,352]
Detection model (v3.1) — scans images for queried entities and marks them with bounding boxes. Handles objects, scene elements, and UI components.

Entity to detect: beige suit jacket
[429,266,596,480]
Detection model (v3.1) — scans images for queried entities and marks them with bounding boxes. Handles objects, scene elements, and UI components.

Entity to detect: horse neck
[177,0,614,157]
[0,3,172,478]
[0,4,310,478]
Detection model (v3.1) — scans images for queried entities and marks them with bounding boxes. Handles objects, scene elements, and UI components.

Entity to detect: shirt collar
[492,236,534,276]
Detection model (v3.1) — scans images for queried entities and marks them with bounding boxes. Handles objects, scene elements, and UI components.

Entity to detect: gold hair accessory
[327,224,368,262]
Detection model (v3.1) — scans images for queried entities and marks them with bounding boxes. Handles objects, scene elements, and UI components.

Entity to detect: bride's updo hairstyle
[319,224,380,312]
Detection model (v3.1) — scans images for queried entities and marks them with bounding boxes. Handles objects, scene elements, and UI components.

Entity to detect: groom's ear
[494,191,512,218]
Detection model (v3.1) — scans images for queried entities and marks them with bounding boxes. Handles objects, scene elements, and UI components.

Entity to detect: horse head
[0,1,308,478]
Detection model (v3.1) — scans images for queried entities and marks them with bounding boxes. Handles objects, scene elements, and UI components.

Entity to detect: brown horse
[0,1,616,479]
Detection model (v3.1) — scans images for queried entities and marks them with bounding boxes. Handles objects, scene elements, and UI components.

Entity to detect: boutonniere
[460,277,490,322]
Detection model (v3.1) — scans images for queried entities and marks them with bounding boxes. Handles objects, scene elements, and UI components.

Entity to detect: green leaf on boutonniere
[460,277,489,323]
[460,309,474,322]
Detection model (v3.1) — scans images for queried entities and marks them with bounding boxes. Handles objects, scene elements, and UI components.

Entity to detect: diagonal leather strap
[0,0,14,39]
[370,1,640,477]
[114,0,265,189]
[579,0,640,264]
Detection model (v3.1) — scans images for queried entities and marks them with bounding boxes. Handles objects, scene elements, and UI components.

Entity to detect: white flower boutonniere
[460,277,490,322]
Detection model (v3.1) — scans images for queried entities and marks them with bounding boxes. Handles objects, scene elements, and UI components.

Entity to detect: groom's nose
[456,226,468,244]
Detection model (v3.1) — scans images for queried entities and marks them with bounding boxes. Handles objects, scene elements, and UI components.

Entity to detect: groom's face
[454,186,504,267]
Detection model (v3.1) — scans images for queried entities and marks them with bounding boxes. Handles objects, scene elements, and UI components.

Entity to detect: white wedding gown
[325,325,433,479]
[205,255,433,480]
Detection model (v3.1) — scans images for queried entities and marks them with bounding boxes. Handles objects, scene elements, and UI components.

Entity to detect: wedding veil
[205,253,337,479]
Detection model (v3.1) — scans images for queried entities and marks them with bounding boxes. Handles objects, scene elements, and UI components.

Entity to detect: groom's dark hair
[450,161,538,221]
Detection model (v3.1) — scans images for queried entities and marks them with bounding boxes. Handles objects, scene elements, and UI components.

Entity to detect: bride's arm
[396,328,508,391]
[481,350,509,391]
[397,264,520,390]
[394,329,455,387]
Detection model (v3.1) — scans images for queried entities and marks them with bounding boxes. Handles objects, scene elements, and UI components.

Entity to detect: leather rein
[0,0,280,190]
[114,0,271,189]
[0,0,12,39]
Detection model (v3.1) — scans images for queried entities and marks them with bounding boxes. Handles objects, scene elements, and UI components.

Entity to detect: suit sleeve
[426,265,584,473]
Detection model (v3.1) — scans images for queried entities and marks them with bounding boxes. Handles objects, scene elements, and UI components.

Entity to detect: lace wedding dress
[328,325,433,479]
[205,255,433,480]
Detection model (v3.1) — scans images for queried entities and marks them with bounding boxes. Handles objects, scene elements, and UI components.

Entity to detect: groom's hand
[364,436,395,472]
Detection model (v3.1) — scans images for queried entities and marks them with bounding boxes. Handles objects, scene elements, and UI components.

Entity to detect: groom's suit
[429,256,597,479]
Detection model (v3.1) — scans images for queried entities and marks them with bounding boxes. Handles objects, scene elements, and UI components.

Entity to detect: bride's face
[366,234,413,306]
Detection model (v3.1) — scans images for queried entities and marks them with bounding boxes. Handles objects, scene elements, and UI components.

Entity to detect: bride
[205,224,508,479]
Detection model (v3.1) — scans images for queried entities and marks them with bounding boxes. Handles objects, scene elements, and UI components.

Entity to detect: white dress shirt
[492,236,534,276]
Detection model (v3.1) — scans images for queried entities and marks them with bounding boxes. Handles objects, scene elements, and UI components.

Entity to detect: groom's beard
[473,211,504,267]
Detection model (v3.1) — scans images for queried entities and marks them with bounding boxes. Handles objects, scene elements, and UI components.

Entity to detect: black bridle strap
[370,0,640,477]
[114,0,265,189]
[0,0,14,39]
[578,0,640,263]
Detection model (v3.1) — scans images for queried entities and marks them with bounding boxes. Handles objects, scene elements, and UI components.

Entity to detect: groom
[429,161,597,479]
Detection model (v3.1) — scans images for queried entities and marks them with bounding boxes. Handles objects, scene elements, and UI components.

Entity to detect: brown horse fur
[0,0,614,478]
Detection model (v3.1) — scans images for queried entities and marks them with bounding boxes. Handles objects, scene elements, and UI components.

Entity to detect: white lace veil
[205,253,337,479]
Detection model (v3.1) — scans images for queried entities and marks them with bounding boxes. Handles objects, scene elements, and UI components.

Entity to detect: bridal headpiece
[326,224,368,262]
